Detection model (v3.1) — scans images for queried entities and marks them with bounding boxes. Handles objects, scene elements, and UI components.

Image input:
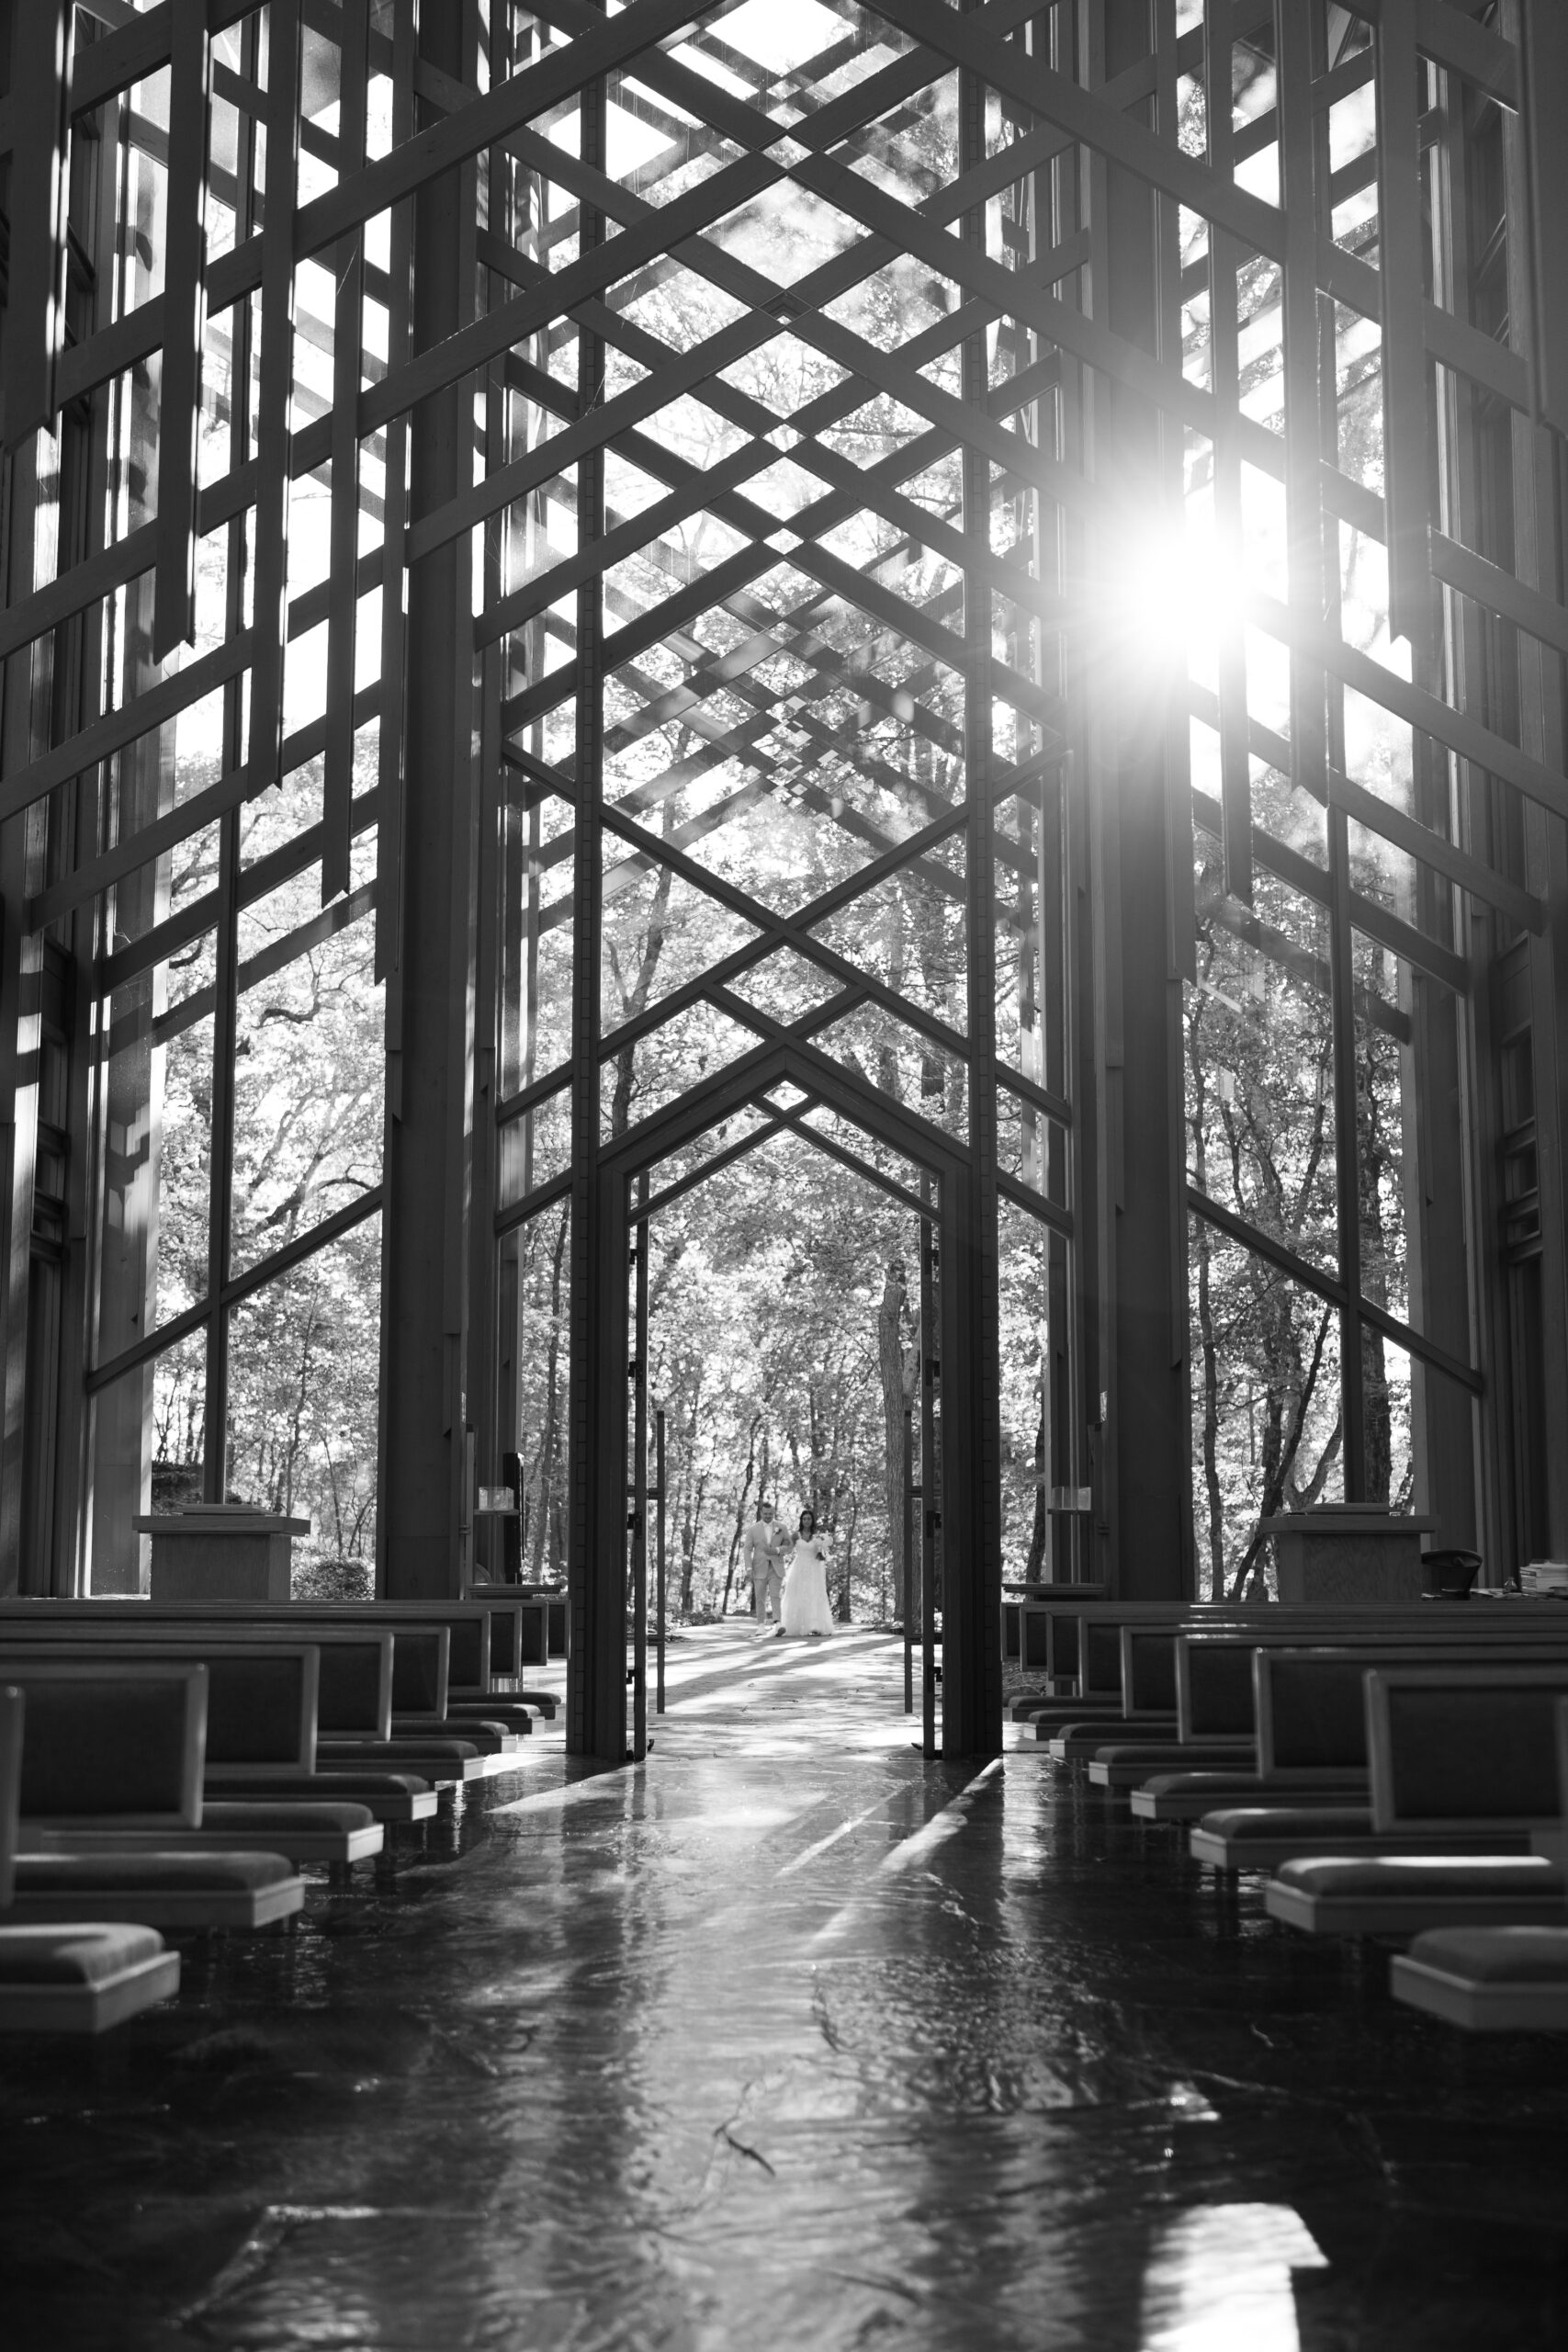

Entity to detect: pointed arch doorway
[566,1034,998,1765]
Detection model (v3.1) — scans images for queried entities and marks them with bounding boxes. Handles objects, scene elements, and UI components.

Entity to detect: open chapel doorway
[624,1084,942,1758]
[566,1041,998,1767]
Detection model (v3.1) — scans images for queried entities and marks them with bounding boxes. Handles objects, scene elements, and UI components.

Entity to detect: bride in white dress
[779,1509,836,1637]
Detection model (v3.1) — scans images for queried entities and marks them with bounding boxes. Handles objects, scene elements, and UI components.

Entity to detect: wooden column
[566,34,625,1761]
[378,3,479,1598]
[1089,0,1193,1600]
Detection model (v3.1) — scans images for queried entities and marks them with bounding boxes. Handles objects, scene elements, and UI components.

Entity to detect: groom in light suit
[743,1500,783,1629]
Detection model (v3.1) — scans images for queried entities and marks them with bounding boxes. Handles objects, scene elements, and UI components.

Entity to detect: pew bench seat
[30,1799,382,1867]
[444,1702,540,1734]
[1086,1740,1256,1789]
[1393,1927,1568,2030]
[8,1849,305,1929]
[205,1770,437,1823]
[1132,1770,1368,1822]
[471,1690,557,1719]
[1190,1806,1531,1872]
[316,1738,495,1784]
[1046,1714,1174,1760]
[389,1716,525,1752]
[1014,1699,1124,1727]
[1265,1854,1566,1939]
[0,1922,181,2032]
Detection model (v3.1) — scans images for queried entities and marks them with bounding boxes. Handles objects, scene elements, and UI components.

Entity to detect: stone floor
[4,1624,1568,2350]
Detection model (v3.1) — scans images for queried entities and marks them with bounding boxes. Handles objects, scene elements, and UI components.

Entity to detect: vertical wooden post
[566,27,622,1760]
[956,0,1003,1756]
[902,1401,914,1714]
[920,1191,938,1760]
[202,10,258,1507]
[631,1179,649,1762]
[151,0,211,664]
[378,0,479,1596]
[656,1405,667,1715]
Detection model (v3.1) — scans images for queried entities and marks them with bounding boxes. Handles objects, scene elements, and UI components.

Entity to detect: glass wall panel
[87,1326,209,1593]
[231,884,382,1277]
[224,1215,382,1585]
[499,1083,572,1219]
[151,1328,210,1513]
[996,1082,1069,1217]
[601,1001,758,1140]
[514,1199,572,1587]
[1187,1217,1345,1602]
[1352,931,1412,1341]
[998,1198,1054,1583]
[93,944,216,1366]
[1186,861,1339,1281]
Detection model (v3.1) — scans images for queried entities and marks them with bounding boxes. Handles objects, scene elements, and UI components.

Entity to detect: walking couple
[742,1500,835,1638]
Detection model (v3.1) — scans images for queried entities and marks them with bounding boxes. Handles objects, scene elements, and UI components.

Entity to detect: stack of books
[1520,1560,1568,1595]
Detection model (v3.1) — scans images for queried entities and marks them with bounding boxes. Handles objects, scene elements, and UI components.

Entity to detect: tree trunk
[1194,1212,1226,1601]
[528,1203,569,1581]
[1024,1415,1047,1579]
[1229,1305,1337,1597]
[838,1482,859,1621]
[720,1411,761,1616]
[608,818,674,1138]
[680,1467,706,1617]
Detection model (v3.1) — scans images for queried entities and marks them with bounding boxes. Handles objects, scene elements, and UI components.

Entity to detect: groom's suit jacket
[742,1522,782,1588]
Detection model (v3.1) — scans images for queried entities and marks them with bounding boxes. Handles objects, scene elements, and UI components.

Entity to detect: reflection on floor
[3,1625,1567,2349]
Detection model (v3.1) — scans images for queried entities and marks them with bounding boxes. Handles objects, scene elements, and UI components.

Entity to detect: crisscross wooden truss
[2,0,1566,1747]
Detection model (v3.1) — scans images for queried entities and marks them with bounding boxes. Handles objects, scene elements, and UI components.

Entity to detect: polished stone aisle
[4,1625,1568,2349]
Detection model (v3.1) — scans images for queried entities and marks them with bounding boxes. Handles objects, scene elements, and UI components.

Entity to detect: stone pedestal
[134,1508,311,1602]
[1258,1506,1436,1604]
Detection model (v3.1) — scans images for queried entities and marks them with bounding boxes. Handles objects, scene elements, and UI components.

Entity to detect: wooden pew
[1030,1608,1363,1749]
[1030,1610,1195,1755]
[1266,1668,1568,1939]
[254,1600,541,1738]
[1077,1623,1269,1782]
[0,1688,183,2034]
[464,1584,561,1699]
[1389,1700,1568,2030]
[1187,1644,1568,1870]
[0,1639,383,1863]
[1100,1626,1311,1798]
[0,1616,437,1822]
[1131,1624,1568,1821]
[1004,1582,1108,1669]
[1,1663,306,1930]
[1052,1613,1501,1774]
[510,1584,570,1664]
[1012,1600,1537,1736]
[5,1604,506,1783]
[2,1601,525,1779]
[1016,1596,1568,1710]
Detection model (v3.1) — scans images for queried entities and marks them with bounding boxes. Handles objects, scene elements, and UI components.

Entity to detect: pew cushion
[1404,1927,1568,1985]
[0,1923,181,2032]
[204,1771,437,1823]
[1267,1855,1564,1938]
[9,1850,305,1929]
[1393,1928,1568,2032]
[1199,1804,1373,1842]
[203,1800,375,1837]
[0,1918,165,1984]
[188,1801,382,1862]
[1190,1806,1374,1869]
[1133,1770,1366,1822]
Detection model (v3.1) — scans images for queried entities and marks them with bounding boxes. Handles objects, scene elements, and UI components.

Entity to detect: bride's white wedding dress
[780,1534,835,1636]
